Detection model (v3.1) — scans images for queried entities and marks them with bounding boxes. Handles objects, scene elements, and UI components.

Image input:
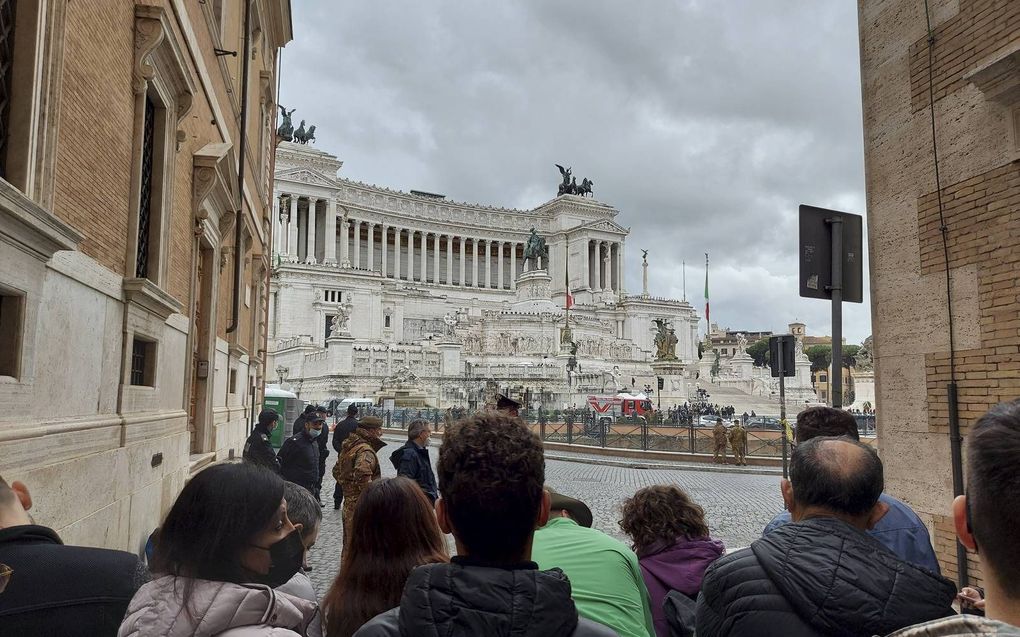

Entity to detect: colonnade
[273,192,624,294]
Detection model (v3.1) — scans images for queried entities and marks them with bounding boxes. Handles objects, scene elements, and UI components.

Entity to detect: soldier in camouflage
[334,416,385,546]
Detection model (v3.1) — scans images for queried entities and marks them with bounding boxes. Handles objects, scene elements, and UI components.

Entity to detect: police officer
[278,414,323,496]
[243,409,281,473]
[312,404,330,505]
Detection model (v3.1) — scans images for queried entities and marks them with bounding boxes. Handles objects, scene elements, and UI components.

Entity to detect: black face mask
[251,529,305,588]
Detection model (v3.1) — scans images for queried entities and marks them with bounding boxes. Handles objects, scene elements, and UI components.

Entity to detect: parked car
[698,415,722,426]
[746,416,783,430]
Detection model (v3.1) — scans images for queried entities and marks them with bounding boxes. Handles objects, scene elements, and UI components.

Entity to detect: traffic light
[657,377,664,390]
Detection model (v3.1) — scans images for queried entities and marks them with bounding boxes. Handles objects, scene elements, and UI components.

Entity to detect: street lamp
[275,365,288,386]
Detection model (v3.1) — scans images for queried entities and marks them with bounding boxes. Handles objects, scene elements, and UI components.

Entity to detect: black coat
[390,441,438,503]
[354,558,618,636]
[0,525,148,636]
[695,517,956,637]
[242,427,280,473]
[332,416,359,453]
[278,431,320,492]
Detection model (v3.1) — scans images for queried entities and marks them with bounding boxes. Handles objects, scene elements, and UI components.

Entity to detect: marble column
[472,239,480,287]
[272,192,281,255]
[420,232,428,282]
[381,225,389,277]
[510,242,517,290]
[305,198,318,264]
[367,223,375,272]
[593,241,602,291]
[339,215,349,267]
[446,235,454,284]
[287,196,298,261]
[617,241,626,295]
[324,199,337,265]
[459,237,466,285]
[433,233,441,284]
[483,240,491,288]
[394,228,402,280]
[352,220,361,269]
[497,241,505,290]
[602,241,612,294]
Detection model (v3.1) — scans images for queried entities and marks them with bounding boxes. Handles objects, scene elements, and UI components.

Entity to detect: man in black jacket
[311,405,330,505]
[332,404,360,510]
[242,408,281,473]
[0,476,147,636]
[355,412,615,637]
[279,415,324,495]
[695,436,956,637]
[389,419,438,504]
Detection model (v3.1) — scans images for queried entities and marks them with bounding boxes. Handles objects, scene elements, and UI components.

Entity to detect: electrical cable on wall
[923,0,967,589]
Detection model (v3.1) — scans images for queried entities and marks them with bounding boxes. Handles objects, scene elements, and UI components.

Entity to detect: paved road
[306,438,783,595]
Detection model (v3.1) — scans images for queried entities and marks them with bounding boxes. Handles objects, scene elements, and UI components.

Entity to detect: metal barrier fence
[356,406,883,458]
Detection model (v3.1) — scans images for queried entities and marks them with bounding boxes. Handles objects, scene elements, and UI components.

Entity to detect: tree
[747,338,770,367]
[842,344,861,369]
[806,345,832,372]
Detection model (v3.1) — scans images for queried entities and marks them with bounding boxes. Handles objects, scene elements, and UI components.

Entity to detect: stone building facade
[859,0,1019,583]
[0,0,291,553]
[269,143,701,409]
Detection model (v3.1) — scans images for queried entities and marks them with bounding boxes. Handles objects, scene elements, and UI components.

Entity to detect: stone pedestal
[325,334,354,374]
[511,269,558,312]
[651,360,690,405]
[729,351,754,380]
[782,353,819,405]
[436,341,463,377]
[851,370,875,411]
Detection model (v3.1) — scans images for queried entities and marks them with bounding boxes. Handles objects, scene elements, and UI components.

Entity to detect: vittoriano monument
[555,164,594,197]
[277,106,316,144]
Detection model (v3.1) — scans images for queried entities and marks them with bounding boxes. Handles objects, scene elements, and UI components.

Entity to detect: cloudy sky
[279,1,872,344]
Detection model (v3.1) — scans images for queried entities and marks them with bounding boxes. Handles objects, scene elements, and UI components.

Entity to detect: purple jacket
[638,537,725,637]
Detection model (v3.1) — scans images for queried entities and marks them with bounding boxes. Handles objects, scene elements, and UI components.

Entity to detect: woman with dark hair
[323,477,448,637]
[118,463,322,636]
[619,485,724,637]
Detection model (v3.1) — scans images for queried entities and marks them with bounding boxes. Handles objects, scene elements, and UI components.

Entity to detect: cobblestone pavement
[305,438,783,595]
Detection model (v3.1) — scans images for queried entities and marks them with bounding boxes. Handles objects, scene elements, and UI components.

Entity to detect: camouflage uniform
[712,423,728,463]
[729,423,748,466]
[334,428,385,541]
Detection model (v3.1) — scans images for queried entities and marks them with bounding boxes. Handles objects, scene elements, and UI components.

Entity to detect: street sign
[769,335,796,378]
[799,205,863,303]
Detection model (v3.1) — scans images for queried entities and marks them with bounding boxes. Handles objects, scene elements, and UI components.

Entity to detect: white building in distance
[268,142,700,409]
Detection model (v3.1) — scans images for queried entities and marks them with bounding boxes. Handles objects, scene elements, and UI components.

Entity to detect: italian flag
[704,253,710,327]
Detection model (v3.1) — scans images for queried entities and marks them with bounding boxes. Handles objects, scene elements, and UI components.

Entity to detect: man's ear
[953,495,977,551]
[11,481,31,512]
[536,489,551,529]
[865,500,890,530]
[780,479,794,514]
[293,522,304,535]
[436,497,453,535]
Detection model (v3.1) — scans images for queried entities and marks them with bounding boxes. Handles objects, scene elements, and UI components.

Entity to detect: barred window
[136,95,156,278]
[0,0,16,179]
[130,338,156,387]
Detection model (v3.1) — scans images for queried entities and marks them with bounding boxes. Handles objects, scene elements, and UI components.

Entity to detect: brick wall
[932,514,983,585]
[52,1,135,274]
[909,0,1020,112]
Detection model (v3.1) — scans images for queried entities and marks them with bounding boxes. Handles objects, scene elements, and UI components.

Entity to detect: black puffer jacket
[354,557,618,636]
[390,441,438,503]
[277,432,320,492]
[695,517,956,637]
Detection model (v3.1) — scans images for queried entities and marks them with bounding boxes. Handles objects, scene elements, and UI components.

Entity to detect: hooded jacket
[278,431,320,492]
[638,537,725,637]
[389,440,438,503]
[118,575,321,637]
[695,517,956,637]
[353,558,618,637]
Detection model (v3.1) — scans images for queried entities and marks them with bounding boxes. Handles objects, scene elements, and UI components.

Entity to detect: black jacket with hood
[695,516,956,637]
[353,557,619,637]
[389,441,438,503]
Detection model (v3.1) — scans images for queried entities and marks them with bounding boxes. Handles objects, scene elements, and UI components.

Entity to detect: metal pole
[779,338,789,479]
[948,382,969,587]
[828,216,844,408]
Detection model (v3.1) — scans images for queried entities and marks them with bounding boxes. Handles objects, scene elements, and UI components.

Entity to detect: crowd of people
[1,399,1019,636]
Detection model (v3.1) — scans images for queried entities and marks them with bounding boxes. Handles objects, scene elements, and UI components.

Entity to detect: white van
[335,397,375,415]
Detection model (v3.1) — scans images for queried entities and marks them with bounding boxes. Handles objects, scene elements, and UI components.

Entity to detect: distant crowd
[2,396,1019,636]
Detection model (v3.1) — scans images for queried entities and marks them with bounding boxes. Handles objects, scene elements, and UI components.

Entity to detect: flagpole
[683,260,686,302]
[704,253,710,332]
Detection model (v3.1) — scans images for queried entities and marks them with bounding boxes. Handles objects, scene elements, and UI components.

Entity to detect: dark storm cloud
[280,0,871,343]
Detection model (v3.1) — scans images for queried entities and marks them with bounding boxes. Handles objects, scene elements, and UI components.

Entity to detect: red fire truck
[586,393,654,424]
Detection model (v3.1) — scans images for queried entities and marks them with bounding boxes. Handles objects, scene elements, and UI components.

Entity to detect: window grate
[0,0,16,179]
[130,339,147,386]
[136,96,156,278]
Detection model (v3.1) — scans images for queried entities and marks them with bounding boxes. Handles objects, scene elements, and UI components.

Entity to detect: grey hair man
[696,437,956,637]
[389,419,438,504]
[276,482,324,637]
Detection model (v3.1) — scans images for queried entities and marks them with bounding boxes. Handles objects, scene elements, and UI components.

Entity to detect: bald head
[788,437,883,519]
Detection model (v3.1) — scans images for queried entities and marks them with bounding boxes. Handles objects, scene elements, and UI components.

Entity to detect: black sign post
[770,334,796,478]
[799,205,863,409]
